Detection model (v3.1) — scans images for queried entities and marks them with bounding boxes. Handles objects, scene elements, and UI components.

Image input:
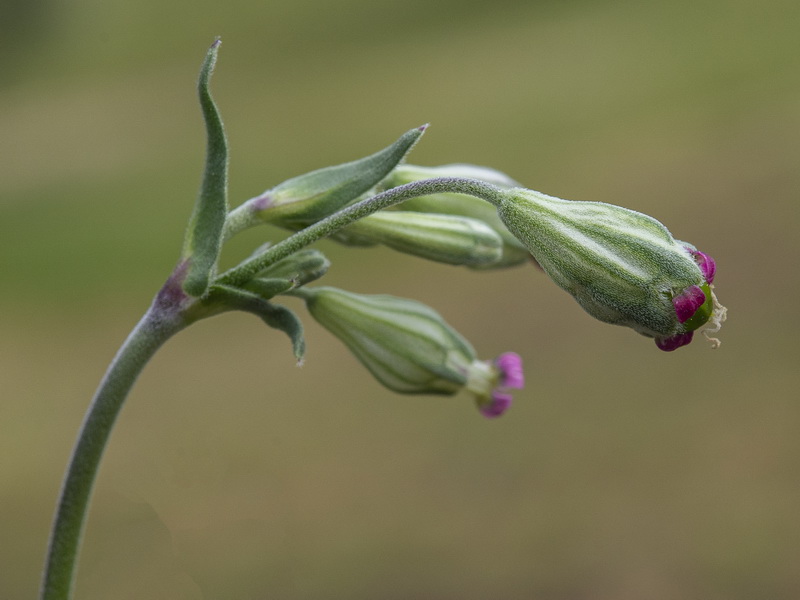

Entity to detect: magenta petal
[673,285,706,323]
[480,392,512,418]
[479,353,522,418]
[495,352,524,389]
[655,331,694,351]
[691,249,717,284]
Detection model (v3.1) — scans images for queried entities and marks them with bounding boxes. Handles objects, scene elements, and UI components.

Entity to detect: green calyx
[382,164,529,269]
[496,188,709,338]
[336,211,504,267]
[299,286,476,395]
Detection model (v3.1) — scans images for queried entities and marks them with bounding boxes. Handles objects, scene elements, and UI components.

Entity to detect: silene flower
[495,188,727,351]
[295,286,524,416]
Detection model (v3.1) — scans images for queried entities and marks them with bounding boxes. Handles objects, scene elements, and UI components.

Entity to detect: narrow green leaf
[254,301,306,362]
[182,39,229,297]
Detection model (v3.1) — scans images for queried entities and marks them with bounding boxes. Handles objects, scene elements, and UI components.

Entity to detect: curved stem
[217,177,507,288]
[40,303,187,600]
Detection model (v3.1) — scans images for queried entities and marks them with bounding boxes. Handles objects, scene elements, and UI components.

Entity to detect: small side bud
[299,287,523,415]
[336,211,504,267]
[236,127,425,230]
[255,248,330,287]
[241,249,331,300]
[381,164,529,268]
[496,189,726,350]
[384,163,521,189]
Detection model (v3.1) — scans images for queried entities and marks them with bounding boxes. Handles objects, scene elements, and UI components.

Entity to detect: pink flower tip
[687,247,716,284]
[480,392,513,418]
[479,352,524,418]
[495,352,524,389]
[673,285,706,323]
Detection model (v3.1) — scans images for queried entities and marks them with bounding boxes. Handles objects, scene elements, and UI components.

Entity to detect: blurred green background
[2,0,799,598]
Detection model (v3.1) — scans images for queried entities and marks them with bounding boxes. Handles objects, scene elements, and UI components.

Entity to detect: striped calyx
[301,287,523,414]
[336,211,504,267]
[496,189,724,350]
[381,163,530,269]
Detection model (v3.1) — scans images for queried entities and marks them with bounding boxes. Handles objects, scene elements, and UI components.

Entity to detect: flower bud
[385,163,521,189]
[241,248,331,299]
[225,127,425,233]
[255,248,330,286]
[382,164,530,268]
[300,287,523,415]
[496,189,726,350]
[336,211,504,267]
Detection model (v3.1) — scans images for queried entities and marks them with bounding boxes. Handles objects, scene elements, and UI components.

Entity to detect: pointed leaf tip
[262,125,427,226]
[181,40,229,296]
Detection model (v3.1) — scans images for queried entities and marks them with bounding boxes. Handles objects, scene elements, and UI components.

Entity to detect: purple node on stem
[252,192,273,212]
[155,259,190,310]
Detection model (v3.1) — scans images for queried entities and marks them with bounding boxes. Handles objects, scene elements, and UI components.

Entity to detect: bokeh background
[2,0,798,598]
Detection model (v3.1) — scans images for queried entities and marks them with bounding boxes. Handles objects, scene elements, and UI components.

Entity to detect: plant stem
[221,199,260,241]
[218,177,507,287]
[39,302,187,600]
[39,176,506,599]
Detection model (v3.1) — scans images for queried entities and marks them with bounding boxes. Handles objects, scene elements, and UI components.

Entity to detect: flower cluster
[220,156,726,415]
[188,48,725,415]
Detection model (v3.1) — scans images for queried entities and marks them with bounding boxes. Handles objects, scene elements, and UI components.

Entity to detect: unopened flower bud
[385,163,521,189]
[496,189,726,350]
[225,127,425,235]
[299,287,523,415]
[382,164,529,268]
[337,211,504,267]
[255,248,330,287]
[241,248,331,299]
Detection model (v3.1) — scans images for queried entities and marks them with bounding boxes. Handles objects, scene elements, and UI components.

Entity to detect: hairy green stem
[40,302,187,600]
[222,199,259,241]
[218,177,507,287]
[38,176,505,599]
